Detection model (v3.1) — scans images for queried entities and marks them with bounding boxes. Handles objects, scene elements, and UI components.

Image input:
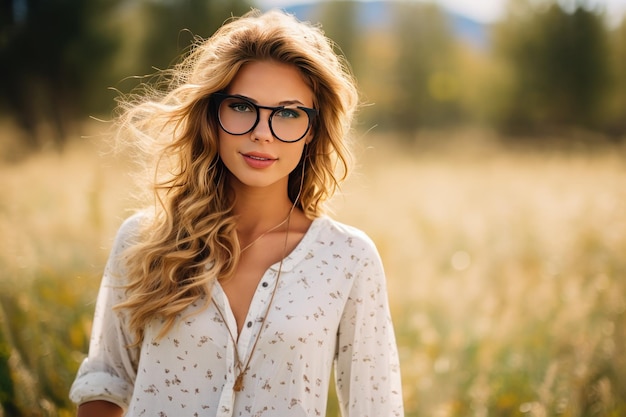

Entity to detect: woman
[70,9,403,417]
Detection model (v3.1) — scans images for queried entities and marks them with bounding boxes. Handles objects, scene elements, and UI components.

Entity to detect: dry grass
[335,131,626,416]
[0,125,625,416]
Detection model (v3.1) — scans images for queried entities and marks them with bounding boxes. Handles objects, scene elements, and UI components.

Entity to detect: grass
[0,125,625,416]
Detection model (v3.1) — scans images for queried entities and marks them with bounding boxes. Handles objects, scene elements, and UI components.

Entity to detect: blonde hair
[114,9,359,345]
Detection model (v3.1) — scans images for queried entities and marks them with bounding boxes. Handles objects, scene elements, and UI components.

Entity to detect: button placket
[236,269,278,363]
[211,285,239,415]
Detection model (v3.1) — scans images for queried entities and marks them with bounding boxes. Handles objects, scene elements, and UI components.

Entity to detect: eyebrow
[230,93,306,107]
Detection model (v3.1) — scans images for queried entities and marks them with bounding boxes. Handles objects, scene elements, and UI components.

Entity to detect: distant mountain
[266,1,490,50]
[449,12,490,49]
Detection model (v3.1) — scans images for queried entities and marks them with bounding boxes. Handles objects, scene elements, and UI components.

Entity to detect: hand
[77,400,123,417]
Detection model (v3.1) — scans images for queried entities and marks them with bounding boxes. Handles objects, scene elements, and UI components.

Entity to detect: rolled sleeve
[69,364,133,408]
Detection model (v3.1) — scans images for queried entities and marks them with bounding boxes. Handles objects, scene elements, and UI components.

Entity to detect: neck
[231,182,294,236]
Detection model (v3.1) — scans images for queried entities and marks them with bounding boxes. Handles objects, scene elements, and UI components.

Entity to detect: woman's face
[217,60,314,193]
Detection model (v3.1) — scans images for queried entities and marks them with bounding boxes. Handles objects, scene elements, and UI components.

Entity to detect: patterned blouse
[70,213,404,416]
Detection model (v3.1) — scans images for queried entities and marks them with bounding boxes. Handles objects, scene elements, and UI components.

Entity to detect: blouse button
[246,321,253,328]
[262,282,269,288]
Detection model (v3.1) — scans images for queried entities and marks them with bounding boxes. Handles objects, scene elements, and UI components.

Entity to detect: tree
[605,16,626,136]
[493,0,611,133]
[314,0,360,69]
[0,0,123,149]
[137,0,252,76]
[384,2,460,133]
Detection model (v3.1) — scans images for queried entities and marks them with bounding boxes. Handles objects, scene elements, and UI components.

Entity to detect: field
[0,125,625,416]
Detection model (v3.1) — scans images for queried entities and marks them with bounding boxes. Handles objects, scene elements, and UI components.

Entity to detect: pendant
[234,373,245,391]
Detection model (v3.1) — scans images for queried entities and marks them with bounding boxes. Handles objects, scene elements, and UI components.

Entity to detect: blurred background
[1,0,625,416]
[2,0,626,152]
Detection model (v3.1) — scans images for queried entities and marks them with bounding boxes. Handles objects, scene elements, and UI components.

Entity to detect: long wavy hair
[113,9,359,346]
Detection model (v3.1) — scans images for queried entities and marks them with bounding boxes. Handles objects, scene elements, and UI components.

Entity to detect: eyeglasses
[213,93,318,143]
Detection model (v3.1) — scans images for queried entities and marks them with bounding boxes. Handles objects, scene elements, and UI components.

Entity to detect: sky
[257,0,626,26]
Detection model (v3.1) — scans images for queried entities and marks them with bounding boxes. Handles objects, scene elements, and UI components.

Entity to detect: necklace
[238,212,291,253]
[213,210,292,392]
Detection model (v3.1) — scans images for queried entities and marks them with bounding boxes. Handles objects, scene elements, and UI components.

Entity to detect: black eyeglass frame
[212,92,319,143]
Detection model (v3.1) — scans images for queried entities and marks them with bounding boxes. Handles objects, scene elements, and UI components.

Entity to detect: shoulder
[103,211,153,282]
[308,217,387,287]
[313,215,380,256]
[109,210,152,256]
[315,216,375,242]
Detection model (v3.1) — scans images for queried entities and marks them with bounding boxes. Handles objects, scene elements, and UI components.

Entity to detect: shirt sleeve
[334,234,404,417]
[69,214,142,410]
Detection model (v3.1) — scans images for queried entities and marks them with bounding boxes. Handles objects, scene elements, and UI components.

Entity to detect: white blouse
[70,213,404,416]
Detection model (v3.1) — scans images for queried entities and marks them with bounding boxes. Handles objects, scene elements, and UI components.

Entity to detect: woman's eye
[229,102,253,113]
[276,108,301,119]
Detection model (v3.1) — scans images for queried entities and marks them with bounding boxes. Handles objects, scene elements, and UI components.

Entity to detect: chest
[220,229,307,335]
[221,257,273,335]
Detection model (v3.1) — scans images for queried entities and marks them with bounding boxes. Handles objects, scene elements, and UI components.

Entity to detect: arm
[77,400,123,417]
[334,238,404,417]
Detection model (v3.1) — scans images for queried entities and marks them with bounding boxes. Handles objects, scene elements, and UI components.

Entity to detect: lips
[241,152,277,169]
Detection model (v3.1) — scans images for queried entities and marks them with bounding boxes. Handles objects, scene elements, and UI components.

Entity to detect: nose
[251,109,274,142]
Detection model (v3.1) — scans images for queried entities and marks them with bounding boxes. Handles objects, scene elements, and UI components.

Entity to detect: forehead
[227,60,314,107]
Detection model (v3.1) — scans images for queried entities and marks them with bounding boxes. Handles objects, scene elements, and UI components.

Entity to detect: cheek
[288,143,307,169]
[217,132,233,157]
[216,133,239,174]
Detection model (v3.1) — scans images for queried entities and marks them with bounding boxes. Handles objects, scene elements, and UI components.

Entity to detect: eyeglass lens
[218,96,311,142]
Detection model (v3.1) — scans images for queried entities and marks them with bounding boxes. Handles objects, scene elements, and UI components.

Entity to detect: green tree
[0,0,123,149]
[606,16,626,135]
[384,2,460,133]
[493,0,611,133]
[314,0,360,69]
[137,0,252,76]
